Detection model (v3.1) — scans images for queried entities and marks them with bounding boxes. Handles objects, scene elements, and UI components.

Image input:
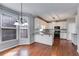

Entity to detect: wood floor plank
[0,39,78,56]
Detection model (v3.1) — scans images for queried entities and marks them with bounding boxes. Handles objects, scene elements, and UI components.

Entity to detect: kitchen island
[34,31,54,46]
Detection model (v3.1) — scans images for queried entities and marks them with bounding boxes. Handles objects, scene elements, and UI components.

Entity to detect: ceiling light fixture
[14,3,28,26]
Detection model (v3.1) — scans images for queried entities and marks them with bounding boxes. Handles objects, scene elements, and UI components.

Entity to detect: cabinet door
[60,33,67,39]
[76,13,79,52]
[72,34,77,45]
[68,23,76,33]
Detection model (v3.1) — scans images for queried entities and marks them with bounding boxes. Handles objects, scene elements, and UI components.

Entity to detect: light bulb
[14,21,19,25]
[40,28,43,31]
[22,23,28,26]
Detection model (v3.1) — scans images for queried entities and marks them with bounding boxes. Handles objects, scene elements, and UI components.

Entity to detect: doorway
[54,26,60,39]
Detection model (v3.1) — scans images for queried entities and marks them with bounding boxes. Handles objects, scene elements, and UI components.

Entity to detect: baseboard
[18,42,35,46]
[72,42,77,46]
[0,41,52,53]
[60,38,67,40]
[18,41,34,45]
[0,44,18,52]
[34,42,52,46]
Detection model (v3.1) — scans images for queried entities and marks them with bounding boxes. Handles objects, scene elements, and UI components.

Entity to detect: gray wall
[0,4,35,51]
[28,16,35,44]
[0,5,19,51]
[18,15,35,45]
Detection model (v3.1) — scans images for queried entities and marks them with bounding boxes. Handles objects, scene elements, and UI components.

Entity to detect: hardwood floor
[0,38,78,56]
[52,38,78,56]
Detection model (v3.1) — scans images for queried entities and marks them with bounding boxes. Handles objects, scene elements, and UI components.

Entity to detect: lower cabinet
[35,34,53,46]
[71,34,77,45]
[60,33,67,39]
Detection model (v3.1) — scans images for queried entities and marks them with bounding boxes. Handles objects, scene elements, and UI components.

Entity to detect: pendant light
[14,20,19,25]
[14,3,28,26]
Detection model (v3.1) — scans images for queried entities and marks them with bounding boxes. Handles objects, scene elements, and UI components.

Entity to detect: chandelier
[14,3,28,26]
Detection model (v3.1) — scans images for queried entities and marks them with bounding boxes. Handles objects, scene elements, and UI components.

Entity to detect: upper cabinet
[48,21,67,29]
[68,23,76,33]
[35,18,48,29]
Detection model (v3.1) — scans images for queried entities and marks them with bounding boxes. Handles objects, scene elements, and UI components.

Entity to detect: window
[1,14,16,28]
[2,29,16,41]
[1,13,17,41]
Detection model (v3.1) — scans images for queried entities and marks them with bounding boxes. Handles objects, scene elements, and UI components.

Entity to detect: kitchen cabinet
[60,33,67,39]
[35,18,48,29]
[35,34,53,46]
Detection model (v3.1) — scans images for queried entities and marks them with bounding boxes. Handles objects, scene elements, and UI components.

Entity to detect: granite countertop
[34,32,53,35]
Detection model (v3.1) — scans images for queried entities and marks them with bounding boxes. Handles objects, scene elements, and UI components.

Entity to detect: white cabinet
[68,23,76,33]
[35,34,53,46]
[67,23,76,40]
[75,8,79,53]
[60,33,67,39]
[71,34,77,45]
[35,18,48,29]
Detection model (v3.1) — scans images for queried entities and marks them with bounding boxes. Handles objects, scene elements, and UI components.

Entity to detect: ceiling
[1,3,79,22]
